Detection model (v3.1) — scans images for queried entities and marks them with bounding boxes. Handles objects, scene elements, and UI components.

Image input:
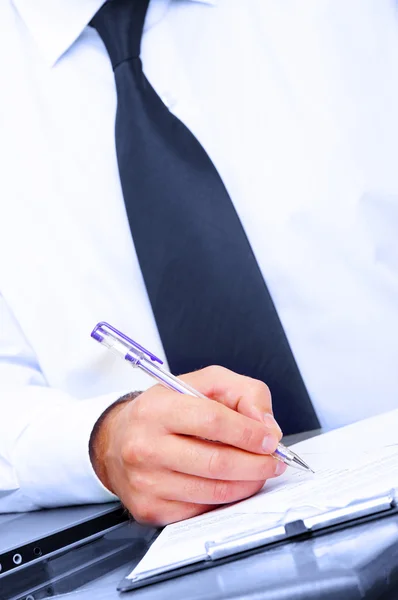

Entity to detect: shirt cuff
[11,390,129,510]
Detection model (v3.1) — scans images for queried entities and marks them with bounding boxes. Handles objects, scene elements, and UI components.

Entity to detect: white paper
[128,409,398,580]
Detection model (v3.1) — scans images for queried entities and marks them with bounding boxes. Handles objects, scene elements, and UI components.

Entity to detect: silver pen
[91,322,313,473]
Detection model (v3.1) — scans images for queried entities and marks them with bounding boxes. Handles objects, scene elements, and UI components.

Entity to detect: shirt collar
[12,0,216,68]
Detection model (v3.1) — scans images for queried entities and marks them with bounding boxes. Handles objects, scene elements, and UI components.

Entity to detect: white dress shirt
[1,0,398,512]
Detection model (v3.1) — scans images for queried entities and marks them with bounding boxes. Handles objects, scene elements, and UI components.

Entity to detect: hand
[90,366,285,526]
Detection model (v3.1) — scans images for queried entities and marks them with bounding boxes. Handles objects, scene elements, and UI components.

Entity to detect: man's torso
[1,0,398,428]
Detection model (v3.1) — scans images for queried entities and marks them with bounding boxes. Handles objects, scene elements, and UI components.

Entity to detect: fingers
[179,365,277,424]
[103,366,288,527]
[143,392,281,455]
[159,435,284,481]
[140,471,266,505]
[124,467,280,525]
[128,497,214,527]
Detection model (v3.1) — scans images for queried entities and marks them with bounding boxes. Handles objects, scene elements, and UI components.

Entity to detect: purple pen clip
[91,322,163,364]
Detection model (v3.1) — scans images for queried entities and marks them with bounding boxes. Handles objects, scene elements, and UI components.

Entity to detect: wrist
[89,392,141,492]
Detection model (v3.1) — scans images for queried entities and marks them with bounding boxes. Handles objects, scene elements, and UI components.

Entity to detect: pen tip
[292,455,315,473]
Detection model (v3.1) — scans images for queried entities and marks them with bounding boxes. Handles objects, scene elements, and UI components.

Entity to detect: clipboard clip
[205,489,397,560]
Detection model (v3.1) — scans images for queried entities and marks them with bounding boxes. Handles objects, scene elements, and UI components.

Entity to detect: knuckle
[129,470,156,493]
[239,425,255,447]
[121,436,157,466]
[120,440,137,465]
[203,365,228,378]
[131,500,159,526]
[212,480,231,504]
[251,379,271,398]
[131,395,153,422]
[207,449,228,478]
[203,408,222,435]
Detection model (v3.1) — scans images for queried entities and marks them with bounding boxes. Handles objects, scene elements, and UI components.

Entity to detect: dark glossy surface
[81,515,398,600]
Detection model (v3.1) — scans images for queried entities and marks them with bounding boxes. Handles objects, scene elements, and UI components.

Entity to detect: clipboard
[118,488,398,592]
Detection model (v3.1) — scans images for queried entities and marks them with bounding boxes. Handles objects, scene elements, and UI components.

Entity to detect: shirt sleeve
[0,292,121,512]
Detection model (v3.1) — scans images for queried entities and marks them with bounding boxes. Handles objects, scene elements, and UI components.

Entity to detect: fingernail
[275,461,288,476]
[263,413,283,437]
[262,434,278,453]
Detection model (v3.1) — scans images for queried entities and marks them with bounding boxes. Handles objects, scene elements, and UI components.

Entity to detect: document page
[128,409,398,581]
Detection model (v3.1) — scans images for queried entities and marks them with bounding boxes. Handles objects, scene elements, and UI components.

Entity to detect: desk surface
[61,514,398,600]
[2,430,398,600]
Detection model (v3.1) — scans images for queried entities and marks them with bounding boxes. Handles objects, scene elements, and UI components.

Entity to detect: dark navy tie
[91,0,320,434]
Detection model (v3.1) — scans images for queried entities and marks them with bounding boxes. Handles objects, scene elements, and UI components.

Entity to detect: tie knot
[91,0,150,69]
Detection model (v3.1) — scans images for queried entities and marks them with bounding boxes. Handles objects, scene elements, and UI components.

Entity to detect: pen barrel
[139,358,207,398]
